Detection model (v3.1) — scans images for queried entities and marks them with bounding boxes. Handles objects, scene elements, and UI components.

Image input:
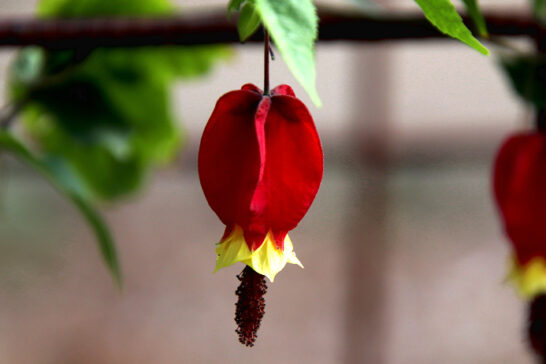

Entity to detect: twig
[0,102,23,129]
[0,8,537,49]
[486,36,529,54]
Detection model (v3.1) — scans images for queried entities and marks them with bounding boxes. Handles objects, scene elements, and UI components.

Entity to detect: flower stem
[234,265,267,347]
[263,29,270,96]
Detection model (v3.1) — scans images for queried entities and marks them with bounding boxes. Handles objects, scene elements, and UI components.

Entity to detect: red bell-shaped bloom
[198,83,323,281]
[494,131,546,297]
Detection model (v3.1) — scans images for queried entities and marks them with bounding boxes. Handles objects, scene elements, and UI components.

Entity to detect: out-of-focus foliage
[533,0,546,21]
[461,0,488,37]
[414,0,488,55]
[501,55,546,108]
[10,0,230,200]
[11,45,230,199]
[6,0,230,284]
[37,0,174,17]
[0,131,121,286]
[228,0,247,15]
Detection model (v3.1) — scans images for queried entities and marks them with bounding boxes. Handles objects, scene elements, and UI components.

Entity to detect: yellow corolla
[214,225,303,282]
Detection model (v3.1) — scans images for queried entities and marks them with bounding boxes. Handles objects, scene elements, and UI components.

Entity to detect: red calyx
[493,132,546,264]
[198,84,323,251]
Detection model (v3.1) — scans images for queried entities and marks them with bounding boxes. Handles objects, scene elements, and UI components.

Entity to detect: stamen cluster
[235,266,268,347]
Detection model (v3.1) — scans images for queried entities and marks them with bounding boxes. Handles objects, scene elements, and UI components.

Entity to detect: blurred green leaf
[238,2,262,42]
[9,47,46,103]
[414,0,489,55]
[255,0,321,106]
[0,130,122,287]
[37,0,174,17]
[10,0,231,200]
[500,54,546,108]
[70,194,121,287]
[461,0,488,37]
[18,50,176,199]
[22,102,146,199]
[228,0,247,14]
[10,47,45,86]
[3,0,231,287]
[533,0,546,21]
[149,46,233,80]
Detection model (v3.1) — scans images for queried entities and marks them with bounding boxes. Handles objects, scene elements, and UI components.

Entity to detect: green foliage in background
[533,0,546,21]
[0,131,121,286]
[37,0,175,17]
[12,45,229,200]
[498,1,546,109]
[6,0,230,284]
[461,0,488,38]
[228,0,247,15]
[10,0,230,200]
[501,55,546,109]
[414,0,488,55]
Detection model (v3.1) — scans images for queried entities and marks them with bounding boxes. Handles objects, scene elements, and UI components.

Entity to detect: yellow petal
[283,234,304,268]
[214,225,303,282]
[214,226,252,272]
[507,256,546,299]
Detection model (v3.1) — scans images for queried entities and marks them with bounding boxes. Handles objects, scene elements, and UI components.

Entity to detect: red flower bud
[198,84,323,281]
[494,132,546,297]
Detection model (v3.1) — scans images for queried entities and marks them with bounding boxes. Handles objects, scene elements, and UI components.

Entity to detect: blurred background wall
[0,0,538,363]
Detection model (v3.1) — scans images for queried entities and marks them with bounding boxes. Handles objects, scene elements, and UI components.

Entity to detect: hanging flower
[198,83,323,282]
[493,131,546,298]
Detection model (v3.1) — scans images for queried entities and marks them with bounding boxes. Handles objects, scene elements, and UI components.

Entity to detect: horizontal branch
[0,7,538,49]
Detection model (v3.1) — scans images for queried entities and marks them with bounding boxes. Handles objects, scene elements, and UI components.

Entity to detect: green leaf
[20,70,153,200]
[255,0,321,106]
[150,46,233,80]
[70,193,121,287]
[228,0,246,14]
[8,0,230,200]
[461,0,488,37]
[13,45,229,200]
[533,0,546,21]
[238,3,262,42]
[8,47,46,102]
[414,0,489,55]
[37,0,174,17]
[500,54,546,108]
[10,47,45,86]
[0,130,122,287]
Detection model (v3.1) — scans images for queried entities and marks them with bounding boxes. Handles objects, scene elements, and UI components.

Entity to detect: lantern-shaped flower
[198,83,323,282]
[494,131,546,298]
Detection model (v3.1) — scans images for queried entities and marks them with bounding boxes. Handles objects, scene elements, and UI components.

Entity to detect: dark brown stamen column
[234,266,268,347]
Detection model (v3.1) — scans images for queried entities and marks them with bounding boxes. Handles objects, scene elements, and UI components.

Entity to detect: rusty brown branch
[0,8,537,50]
